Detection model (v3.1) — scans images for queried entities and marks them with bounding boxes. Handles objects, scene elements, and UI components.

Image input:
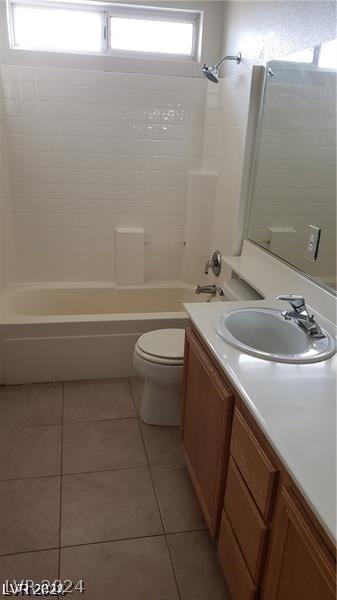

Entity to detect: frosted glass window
[318,39,337,69]
[282,48,315,63]
[8,1,201,59]
[12,5,103,53]
[109,17,194,55]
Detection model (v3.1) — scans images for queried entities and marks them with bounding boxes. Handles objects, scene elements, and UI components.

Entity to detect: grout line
[0,418,141,433]
[138,418,182,600]
[58,532,166,551]
[58,382,64,580]
[61,464,148,477]
[0,546,61,559]
[127,378,139,415]
[0,461,184,484]
[137,418,168,539]
[0,422,62,431]
[0,528,209,559]
[61,415,138,426]
[164,534,182,600]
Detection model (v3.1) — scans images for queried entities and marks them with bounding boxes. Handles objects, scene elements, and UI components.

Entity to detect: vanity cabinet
[181,322,336,600]
[181,325,233,537]
[263,487,336,600]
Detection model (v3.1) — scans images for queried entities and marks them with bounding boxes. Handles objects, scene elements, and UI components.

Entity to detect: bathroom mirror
[247,52,336,292]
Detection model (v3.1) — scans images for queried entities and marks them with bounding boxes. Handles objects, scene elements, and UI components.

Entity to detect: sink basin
[216,308,336,363]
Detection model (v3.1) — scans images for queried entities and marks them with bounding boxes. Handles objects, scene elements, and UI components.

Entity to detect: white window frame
[7,0,203,61]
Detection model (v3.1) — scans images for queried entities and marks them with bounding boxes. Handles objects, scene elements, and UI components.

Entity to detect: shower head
[202,52,242,83]
[202,64,220,83]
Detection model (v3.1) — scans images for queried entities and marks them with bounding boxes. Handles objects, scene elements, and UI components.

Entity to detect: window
[7,0,202,60]
[281,39,337,69]
[281,47,315,64]
[12,4,103,53]
[318,39,337,69]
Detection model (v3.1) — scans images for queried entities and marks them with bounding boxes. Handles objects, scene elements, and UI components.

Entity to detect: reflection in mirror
[248,47,336,292]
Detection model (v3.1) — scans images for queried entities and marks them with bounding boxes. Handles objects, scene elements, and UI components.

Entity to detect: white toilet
[133,328,185,426]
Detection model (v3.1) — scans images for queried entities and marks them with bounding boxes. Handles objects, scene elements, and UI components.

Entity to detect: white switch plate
[304,225,321,261]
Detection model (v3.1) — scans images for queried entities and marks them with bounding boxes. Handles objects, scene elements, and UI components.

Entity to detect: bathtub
[0,283,225,385]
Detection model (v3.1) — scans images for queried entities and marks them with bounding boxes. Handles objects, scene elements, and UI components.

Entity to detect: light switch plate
[304,225,321,261]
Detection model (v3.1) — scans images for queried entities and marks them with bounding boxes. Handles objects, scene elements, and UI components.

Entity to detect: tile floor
[0,378,230,600]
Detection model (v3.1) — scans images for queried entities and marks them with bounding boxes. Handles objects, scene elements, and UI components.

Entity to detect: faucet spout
[276,294,326,339]
[196,285,224,297]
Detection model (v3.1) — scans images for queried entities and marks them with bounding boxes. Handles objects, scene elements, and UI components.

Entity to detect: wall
[249,63,336,287]
[200,0,337,278]
[0,63,207,282]
[0,75,14,293]
[222,1,337,75]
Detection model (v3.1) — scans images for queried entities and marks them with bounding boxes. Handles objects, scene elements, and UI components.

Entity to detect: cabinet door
[263,487,336,600]
[181,326,233,537]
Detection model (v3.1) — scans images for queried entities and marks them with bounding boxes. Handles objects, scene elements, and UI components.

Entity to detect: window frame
[7,0,203,61]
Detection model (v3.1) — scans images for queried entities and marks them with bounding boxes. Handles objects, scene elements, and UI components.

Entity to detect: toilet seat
[135,329,185,366]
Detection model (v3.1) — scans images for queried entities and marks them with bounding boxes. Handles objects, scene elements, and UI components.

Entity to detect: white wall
[222,1,337,75]
[1,63,207,282]
[0,76,14,293]
[205,67,254,257]
[201,0,337,269]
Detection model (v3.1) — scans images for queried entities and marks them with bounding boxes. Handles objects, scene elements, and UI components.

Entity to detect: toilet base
[133,348,183,427]
[140,380,181,426]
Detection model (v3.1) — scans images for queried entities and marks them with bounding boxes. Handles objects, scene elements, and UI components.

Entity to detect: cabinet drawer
[218,511,258,600]
[230,408,278,520]
[225,457,267,582]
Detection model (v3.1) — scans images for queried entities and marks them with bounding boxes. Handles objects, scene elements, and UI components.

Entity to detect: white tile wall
[0,78,14,293]
[249,65,336,286]
[0,65,207,283]
[202,70,253,257]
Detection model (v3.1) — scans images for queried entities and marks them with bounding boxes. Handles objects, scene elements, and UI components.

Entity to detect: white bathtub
[0,283,224,384]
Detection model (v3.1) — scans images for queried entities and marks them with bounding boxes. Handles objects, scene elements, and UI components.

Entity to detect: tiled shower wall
[0,65,207,282]
[0,77,13,293]
[199,69,253,257]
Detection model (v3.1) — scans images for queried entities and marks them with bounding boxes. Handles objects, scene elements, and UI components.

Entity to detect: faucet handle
[204,250,221,276]
[276,294,306,309]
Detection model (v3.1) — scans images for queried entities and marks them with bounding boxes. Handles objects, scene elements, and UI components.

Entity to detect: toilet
[133,328,185,426]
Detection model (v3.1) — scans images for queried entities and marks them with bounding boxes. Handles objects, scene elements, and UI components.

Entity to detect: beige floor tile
[151,464,206,533]
[140,423,184,466]
[0,549,59,583]
[0,477,60,555]
[167,531,230,600]
[62,418,147,474]
[129,377,144,413]
[0,425,61,480]
[60,537,179,600]
[0,384,62,428]
[63,379,136,422]
[61,468,163,546]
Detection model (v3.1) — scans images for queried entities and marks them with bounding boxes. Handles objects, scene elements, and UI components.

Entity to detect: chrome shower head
[202,52,241,83]
[202,64,219,83]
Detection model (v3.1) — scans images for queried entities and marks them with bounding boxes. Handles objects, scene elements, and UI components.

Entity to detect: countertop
[183,298,337,544]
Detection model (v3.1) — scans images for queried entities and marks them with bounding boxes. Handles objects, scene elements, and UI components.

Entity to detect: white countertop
[184,298,337,544]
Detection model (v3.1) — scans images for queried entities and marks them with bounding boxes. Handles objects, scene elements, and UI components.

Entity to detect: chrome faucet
[276,294,326,339]
[196,284,224,299]
[204,250,222,276]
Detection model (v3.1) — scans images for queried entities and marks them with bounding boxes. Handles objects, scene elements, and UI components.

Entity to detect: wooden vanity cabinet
[181,322,336,600]
[262,487,336,600]
[181,325,233,537]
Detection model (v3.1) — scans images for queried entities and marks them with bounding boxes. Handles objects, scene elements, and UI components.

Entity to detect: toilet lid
[136,329,185,360]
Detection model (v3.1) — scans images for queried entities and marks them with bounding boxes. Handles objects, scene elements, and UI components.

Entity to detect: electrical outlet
[304,225,321,262]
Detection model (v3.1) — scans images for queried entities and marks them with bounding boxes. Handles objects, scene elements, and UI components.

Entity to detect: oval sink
[216,308,336,363]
